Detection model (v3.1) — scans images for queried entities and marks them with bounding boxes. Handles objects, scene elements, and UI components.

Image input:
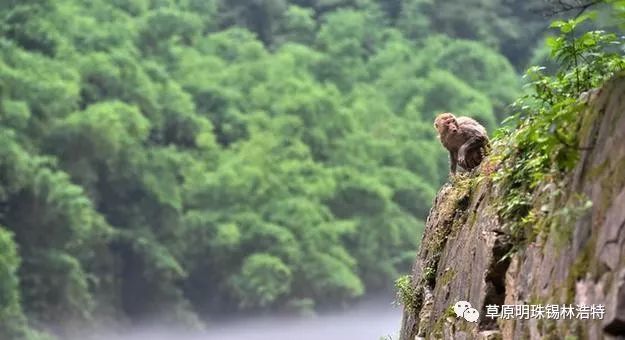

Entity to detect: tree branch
[541,0,605,18]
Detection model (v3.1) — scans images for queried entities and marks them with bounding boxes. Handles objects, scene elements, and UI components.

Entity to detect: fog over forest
[74,298,401,340]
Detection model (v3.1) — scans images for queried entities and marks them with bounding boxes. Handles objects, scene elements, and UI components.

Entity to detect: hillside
[397,75,625,339]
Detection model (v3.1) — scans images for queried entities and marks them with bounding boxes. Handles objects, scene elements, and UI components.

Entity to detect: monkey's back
[456,116,488,137]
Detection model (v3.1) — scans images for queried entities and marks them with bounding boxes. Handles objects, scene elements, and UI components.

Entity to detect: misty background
[75,297,401,340]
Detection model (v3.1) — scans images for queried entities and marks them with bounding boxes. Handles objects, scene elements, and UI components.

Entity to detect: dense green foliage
[493,7,625,247]
[0,0,577,337]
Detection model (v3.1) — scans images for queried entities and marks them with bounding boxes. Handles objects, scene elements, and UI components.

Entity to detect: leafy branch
[492,12,625,245]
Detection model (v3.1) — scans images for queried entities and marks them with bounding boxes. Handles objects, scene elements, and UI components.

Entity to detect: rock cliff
[398,76,625,340]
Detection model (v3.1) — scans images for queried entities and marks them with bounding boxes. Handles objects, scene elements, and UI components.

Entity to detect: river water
[79,298,402,340]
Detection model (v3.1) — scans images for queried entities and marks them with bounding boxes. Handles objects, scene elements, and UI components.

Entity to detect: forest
[0,0,621,338]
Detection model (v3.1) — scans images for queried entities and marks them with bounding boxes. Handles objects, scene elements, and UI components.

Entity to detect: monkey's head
[434,112,458,136]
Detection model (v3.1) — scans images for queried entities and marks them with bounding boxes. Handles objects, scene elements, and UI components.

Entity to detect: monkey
[434,112,489,174]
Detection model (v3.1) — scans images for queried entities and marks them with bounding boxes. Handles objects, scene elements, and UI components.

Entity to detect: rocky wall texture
[399,76,625,340]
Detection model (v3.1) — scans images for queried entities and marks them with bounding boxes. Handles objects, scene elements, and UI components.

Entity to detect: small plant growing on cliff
[395,274,418,313]
[423,266,437,285]
[500,13,625,176]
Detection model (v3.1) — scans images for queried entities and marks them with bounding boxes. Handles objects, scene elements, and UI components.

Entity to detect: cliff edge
[398,76,625,340]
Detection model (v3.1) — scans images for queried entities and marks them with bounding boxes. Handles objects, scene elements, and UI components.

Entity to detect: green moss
[419,182,472,289]
[422,237,445,288]
[536,318,544,332]
[530,210,551,244]
[599,155,625,210]
[565,233,597,302]
[450,214,467,236]
[439,268,456,286]
[439,178,473,222]
[430,314,447,339]
[569,319,586,339]
[495,185,534,245]
[466,210,478,230]
[587,159,609,182]
[549,194,593,249]
[605,85,624,133]
[423,266,437,285]
[542,318,559,340]
[576,100,602,144]
[444,305,455,318]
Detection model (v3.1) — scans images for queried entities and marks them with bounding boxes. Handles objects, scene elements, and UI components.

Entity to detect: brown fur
[434,112,489,174]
